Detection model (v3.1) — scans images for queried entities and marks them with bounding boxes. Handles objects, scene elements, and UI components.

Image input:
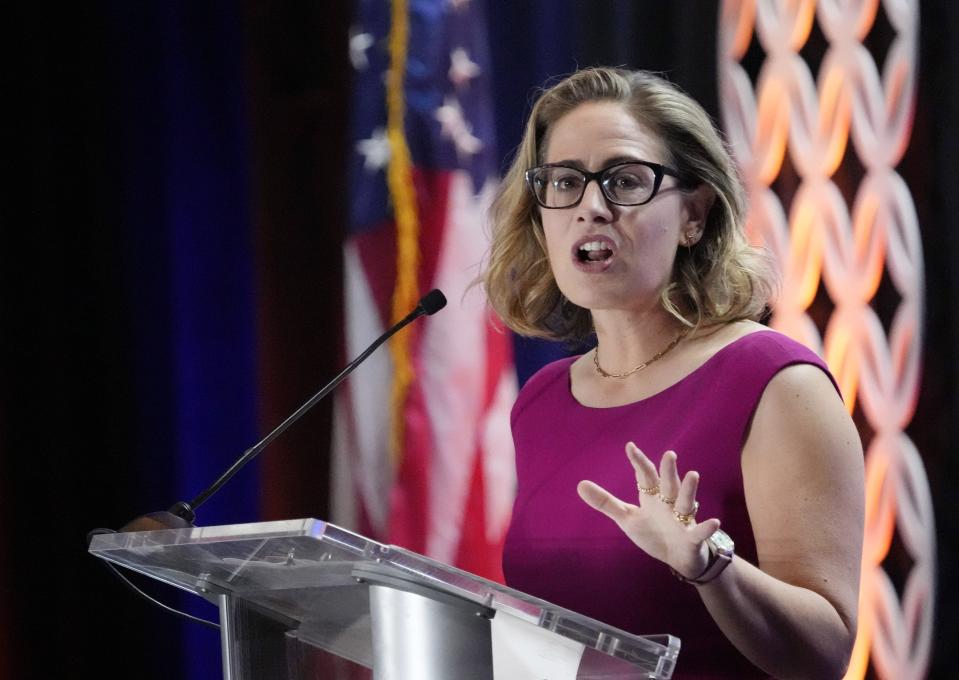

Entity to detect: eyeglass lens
[530,164,657,208]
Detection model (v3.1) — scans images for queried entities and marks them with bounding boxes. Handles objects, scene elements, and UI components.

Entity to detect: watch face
[708,529,735,553]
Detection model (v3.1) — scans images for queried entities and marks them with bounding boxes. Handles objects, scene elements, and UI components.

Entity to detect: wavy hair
[482,67,776,341]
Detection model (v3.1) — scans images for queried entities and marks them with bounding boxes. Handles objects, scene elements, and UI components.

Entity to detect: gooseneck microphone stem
[176,288,447,521]
[92,291,445,631]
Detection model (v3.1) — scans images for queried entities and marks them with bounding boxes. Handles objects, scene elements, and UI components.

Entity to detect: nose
[576,178,613,221]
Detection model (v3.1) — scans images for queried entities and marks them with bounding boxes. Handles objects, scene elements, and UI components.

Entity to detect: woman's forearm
[696,557,856,680]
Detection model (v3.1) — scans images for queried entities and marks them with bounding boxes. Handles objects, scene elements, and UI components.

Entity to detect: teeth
[579,241,610,252]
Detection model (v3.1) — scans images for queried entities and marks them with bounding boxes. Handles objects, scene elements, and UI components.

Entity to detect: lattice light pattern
[718,1,934,678]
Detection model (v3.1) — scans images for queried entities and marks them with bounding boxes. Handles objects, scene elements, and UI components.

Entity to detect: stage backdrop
[717,2,933,677]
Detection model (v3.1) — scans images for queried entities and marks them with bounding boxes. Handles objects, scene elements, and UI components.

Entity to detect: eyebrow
[548,155,649,169]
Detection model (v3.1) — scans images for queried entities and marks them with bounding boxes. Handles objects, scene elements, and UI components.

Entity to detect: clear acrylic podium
[89,518,679,679]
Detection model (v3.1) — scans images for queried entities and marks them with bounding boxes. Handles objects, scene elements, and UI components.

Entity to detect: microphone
[117,288,447,533]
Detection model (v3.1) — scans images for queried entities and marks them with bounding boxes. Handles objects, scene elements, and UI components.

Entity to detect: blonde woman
[484,68,864,680]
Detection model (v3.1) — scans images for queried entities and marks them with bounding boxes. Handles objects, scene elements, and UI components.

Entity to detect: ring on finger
[659,494,677,505]
[638,483,660,496]
[674,501,700,525]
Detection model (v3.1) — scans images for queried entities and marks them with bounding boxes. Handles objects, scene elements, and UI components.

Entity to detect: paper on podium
[492,610,585,680]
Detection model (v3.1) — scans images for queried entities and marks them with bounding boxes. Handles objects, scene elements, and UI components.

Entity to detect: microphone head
[418,289,447,316]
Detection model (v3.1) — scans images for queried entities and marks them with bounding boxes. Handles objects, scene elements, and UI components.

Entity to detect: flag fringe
[385,0,420,468]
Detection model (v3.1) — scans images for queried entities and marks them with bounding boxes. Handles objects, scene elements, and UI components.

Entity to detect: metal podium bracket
[353,562,495,680]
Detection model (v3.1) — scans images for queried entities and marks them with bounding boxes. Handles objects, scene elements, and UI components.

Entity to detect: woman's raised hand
[577,442,721,580]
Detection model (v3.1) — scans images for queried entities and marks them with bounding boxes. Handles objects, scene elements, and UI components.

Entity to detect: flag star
[435,97,483,160]
[356,127,391,172]
[349,28,375,71]
[448,48,480,88]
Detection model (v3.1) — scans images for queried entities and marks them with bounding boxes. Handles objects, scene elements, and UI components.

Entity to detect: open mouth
[576,240,614,264]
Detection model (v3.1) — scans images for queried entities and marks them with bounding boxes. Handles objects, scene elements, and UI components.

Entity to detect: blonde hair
[482,67,776,341]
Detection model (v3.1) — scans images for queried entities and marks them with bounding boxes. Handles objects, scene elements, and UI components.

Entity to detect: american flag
[331,0,516,582]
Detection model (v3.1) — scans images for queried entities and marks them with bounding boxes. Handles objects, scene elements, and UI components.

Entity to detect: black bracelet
[669,551,731,585]
[669,560,715,585]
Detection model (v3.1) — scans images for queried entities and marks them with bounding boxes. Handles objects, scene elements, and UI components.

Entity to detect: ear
[680,184,715,246]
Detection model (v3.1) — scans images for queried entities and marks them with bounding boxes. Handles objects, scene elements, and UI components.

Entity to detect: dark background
[1,2,955,678]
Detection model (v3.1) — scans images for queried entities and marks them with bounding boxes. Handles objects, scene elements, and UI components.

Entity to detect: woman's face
[538,101,701,315]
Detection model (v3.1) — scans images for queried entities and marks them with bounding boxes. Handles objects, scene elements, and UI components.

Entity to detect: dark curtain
[1,3,282,678]
[3,5,191,679]
[912,2,959,677]
[1,2,955,678]
[245,1,351,524]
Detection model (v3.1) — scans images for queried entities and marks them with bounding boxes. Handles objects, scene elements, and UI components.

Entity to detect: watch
[672,529,735,585]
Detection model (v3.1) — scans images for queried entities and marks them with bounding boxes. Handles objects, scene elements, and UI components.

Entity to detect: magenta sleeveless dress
[502,330,838,679]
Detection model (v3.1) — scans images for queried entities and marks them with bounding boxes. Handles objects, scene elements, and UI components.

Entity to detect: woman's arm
[694,363,864,679]
[577,363,864,680]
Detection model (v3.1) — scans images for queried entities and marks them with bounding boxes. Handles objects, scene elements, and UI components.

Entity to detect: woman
[483,68,864,679]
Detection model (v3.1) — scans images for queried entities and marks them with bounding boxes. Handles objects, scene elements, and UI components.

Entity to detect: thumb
[689,517,721,543]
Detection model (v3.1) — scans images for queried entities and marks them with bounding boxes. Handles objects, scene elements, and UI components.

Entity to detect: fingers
[658,450,681,502]
[613,444,712,526]
[577,481,630,522]
[675,470,700,516]
[655,451,707,531]
[626,443,659,502]
[580,456,722,558]
[626,442,658,480]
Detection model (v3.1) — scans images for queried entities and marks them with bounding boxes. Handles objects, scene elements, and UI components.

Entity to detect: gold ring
[659,495,676,506]
[674,501,700,525]
[638,483,660,496]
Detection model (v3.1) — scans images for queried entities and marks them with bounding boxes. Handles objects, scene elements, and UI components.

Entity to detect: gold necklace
[593,328,689,379]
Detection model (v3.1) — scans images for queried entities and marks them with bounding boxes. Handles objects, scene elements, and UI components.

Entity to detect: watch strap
[670,537,734,585]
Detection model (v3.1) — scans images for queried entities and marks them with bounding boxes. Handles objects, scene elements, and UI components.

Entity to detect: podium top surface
[90,518,679,678]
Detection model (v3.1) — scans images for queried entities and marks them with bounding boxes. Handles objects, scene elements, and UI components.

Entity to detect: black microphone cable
[87,528,220,629]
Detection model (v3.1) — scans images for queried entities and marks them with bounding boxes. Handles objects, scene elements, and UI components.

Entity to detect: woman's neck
[590,307,687,375]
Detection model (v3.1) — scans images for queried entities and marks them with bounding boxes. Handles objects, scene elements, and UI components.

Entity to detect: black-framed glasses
[525,161,682,209]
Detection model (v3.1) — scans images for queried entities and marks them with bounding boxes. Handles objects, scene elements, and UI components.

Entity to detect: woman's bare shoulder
[685,319,770,360]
